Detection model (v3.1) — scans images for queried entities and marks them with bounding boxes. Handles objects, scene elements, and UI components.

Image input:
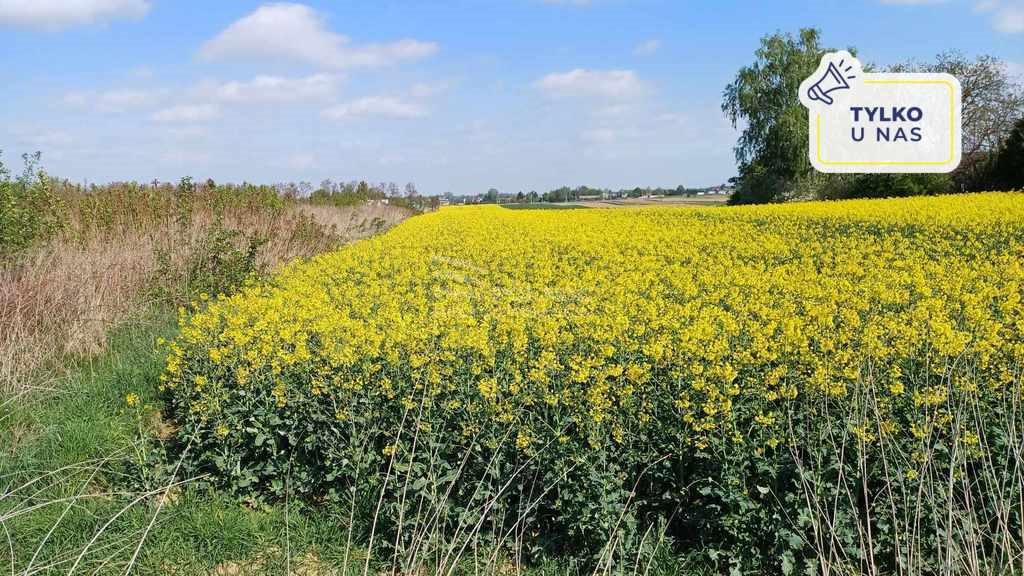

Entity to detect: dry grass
[0,186,411,399]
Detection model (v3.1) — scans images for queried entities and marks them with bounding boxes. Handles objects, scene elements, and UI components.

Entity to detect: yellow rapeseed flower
[157,193,1024,452]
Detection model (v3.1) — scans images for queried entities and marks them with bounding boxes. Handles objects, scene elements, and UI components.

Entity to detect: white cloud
[64,88,160,113]
[127,65,154,80]
[322,96,426,120]
[634,39,660,55]
[62,91,90,108]
[160,150,211,165]
[580,128,617,144]
[535,69,647,99]
[410,81,451,99]
[152,104,220,124]
[198,3,438,70]
[284,153,317,170]
[885,0,1023,33]
[197,74,340,104]
[0,0,149,29]
[994,3,1024,32]
[593,104,633,118]
[165,126,209,140]
[974,1,1024,32]
[11,128,73,147]
[657,112,687,126]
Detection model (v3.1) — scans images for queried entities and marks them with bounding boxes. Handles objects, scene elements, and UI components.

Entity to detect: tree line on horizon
[459,184,726,204]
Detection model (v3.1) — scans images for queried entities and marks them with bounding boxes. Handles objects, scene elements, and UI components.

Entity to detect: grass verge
[2,311,357,575]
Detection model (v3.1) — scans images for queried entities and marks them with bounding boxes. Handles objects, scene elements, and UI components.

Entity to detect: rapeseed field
[162,193,1024,573]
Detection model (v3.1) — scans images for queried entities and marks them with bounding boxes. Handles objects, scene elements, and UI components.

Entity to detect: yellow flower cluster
[163,193,1024,450]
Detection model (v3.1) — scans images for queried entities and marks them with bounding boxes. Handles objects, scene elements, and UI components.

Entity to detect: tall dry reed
[0,179,411,398]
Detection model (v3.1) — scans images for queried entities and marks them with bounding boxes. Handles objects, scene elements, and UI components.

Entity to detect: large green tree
[722,28,837,204]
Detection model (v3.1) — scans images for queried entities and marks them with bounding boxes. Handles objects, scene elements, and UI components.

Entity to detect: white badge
[799,51,962,173]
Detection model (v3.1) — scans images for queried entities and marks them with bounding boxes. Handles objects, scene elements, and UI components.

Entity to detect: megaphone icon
[806,59,857,105]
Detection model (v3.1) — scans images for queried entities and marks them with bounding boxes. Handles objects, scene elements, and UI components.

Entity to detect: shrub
[151,221,267,307]
[149,177,270,306]
[0,152,65,257]
[990,116,1024,190]
[845,173,952,198]
[162,195,1024,572]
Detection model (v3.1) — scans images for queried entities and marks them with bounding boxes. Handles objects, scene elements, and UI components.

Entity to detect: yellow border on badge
[816,79,957,166]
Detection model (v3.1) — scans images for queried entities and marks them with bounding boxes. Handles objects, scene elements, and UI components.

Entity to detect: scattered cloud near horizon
[976,0,1024,33]
[63,88,162,114]
[535,69,648,99]
[877,0,1024,33]
[322,96,426,120]
[633,39,660,55]
[541,0,593,6]
[878,0,948,5]
[10,127,73,148]
[0,0,149,29]
[194,74,341,104]
[151,104,220,124]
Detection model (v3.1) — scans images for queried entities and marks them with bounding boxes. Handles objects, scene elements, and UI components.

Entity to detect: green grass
[0,312,356,575]
[1,309,697,575]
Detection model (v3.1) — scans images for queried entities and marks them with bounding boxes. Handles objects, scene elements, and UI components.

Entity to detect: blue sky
[1,0,1021,195]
